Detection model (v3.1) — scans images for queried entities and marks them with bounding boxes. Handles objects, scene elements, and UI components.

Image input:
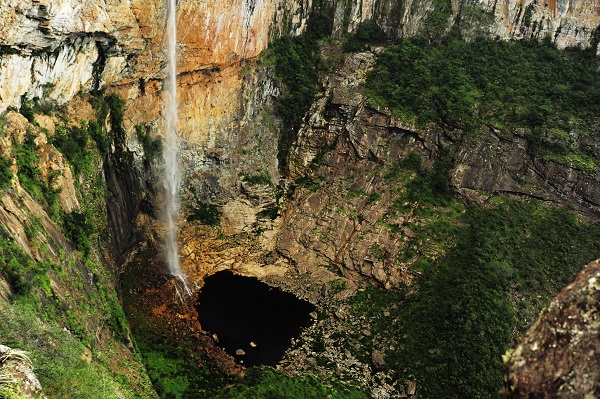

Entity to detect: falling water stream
[164,0,191,298]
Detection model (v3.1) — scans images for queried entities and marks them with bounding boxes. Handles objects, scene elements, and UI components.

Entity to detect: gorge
[0,0,599,398]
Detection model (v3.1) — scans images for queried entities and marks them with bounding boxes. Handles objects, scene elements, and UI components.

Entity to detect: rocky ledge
[504,258,600,398]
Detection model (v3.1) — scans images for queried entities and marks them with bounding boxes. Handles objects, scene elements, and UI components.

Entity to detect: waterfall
[164,0,191,298]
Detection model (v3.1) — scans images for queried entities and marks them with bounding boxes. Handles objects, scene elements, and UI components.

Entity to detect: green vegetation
[423,0,453,40]
[89,91,126,159]
[88,120,109,156]
[256,203,279,220]
[186,187,221,226]
[0,157,13,191]
[13,130,61,219]
[0,233,42,296]
[63,211,94,256]
[213,368,368,399]
[0,92,156,398]
[351,195,600,398]
[267,0,332,171]
[295,175,321,192]
[365,38,600,171]
[134,332,229,399]
[385,151,454,208]
[32,84,60,116]
[241,169,273,186]
[51,122,93,176]
[19,99,36,124]
[136,124,162,164]
[0,305,148,399]
[268,35,321,169]
[343,20,387,52]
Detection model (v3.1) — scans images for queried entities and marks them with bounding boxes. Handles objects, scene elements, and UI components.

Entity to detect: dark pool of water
[195,271,315,367]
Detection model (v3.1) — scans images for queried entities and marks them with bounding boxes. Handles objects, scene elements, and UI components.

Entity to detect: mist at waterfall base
[163,0,190,294]
[196,272,316,367]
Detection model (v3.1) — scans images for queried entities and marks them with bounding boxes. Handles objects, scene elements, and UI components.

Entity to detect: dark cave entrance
[195,271,315,367]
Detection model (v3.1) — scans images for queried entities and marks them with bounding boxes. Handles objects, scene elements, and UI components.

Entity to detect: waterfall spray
[164,0,191,298]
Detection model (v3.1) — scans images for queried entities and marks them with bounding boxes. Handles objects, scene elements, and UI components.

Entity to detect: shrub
[0,234,36,296]
[214,367,369,399]
[0,305,145,399]
[351,199,600,399]
[241,170,273,186]
[88,120,109,156]
[365,38,600,138]
[13,130,61,218]
[0,157,13,191]
[256,204,279,220]
[135,124,162,162]
[19,99,35,124]
[186,188,221,226]
[343,19,387,52]
[51,123,92,176]
[63,211,94,256]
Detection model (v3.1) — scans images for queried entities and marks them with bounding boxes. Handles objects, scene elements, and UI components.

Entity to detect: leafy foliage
[213,368,369,399]
[51,123,92,176]
[63,211,94,256]
[267,0,332,172]
[18,99,36,124]
[89,91,126,158]
[351,198,600,399]
[256,204,279,220]
[186,187,221,226]
[88,120,109,156]
[0,157,13,191]
[1,93,153,399]
[268,35,322,170]
[241,170,273,186]
[365,38,600,146]
[387,151,454,207]
[134,333,229,399]
[136,124,162,164]
[0,306,148,399]
[343,19,387,52]
[0,234,40,296]
[13,130,61,219]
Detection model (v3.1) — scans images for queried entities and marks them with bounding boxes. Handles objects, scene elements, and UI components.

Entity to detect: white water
[164,0,191,298]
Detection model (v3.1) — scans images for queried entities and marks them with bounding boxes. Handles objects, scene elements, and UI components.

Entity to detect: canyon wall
[331,0,600,50]
[2,0,598,113]
[3,0,598,283]
[0,1,599,397]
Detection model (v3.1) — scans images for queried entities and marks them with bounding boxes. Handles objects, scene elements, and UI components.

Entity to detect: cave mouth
[196,271,315,367]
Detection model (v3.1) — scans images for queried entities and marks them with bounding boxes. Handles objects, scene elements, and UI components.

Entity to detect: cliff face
[331,0,600,50]
[2,0,598,114]
[1,0,598,225]
[0,101,156,397]
[3,0,597,291]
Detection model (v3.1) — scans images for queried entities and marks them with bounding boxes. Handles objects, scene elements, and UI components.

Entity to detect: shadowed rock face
[504,259,600,398]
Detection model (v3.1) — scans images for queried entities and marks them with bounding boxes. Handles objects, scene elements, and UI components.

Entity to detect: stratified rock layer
[505,259,600,398]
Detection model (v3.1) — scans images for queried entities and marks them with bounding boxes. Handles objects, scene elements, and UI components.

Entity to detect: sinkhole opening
[196,271,316,367]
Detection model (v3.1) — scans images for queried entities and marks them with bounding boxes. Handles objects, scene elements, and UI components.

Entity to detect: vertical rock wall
[329,0,600,51]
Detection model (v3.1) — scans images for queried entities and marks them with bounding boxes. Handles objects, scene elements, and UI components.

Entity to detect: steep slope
[0,96,156,397]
